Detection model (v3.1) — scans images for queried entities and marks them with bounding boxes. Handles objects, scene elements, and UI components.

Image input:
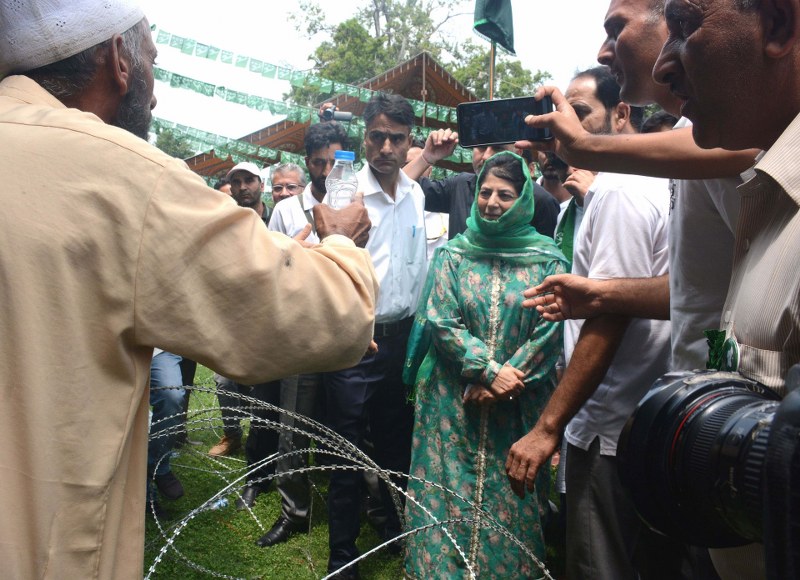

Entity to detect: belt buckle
[376,321,395,338]
[375,317,411,338]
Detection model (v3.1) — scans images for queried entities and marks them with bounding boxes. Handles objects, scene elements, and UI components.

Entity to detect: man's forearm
[535,314,631,438]
[403,154,430,181]
[597,274,670,320]
[569,128,757,180]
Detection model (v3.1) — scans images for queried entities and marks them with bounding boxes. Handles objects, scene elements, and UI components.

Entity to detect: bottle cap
[334,150,355,161]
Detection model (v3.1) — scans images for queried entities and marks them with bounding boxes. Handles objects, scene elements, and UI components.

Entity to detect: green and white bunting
[151,26,459,123]
[153,117,461,181]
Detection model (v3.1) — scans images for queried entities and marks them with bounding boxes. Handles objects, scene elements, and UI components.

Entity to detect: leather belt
[374,316,414,338]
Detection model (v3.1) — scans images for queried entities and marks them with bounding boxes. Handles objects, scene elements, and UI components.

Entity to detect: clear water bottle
[325,150,358,209]
[207,497,229,510]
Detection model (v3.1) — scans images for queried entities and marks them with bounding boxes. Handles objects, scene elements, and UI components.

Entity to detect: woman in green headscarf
[403,152,568,579]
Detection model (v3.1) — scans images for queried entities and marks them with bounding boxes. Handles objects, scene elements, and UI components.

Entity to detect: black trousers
[324,331,414,572]
[244,380,281,486]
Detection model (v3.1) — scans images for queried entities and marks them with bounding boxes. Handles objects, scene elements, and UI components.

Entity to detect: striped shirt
[722,113,800,397]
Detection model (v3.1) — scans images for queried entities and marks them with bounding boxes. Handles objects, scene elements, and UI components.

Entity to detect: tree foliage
[288,18,389,105]
[154,128,196,159]
[450,40,552,100]
[286,0,547,106]
[355,0,464,65]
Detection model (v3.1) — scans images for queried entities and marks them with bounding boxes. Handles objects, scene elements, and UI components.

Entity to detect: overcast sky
[138,0,610,139]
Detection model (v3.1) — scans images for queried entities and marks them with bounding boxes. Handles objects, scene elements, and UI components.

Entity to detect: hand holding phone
[457,96,554,147]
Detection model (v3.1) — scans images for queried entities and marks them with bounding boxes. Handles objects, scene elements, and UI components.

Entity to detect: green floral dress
[403,245,565,579]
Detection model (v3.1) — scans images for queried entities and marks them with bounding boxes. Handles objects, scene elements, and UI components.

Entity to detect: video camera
[320,105,353,122]
[617,365,800,578]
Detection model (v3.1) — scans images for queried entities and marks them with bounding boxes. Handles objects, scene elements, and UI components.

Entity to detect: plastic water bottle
[325,150,358,209]
[207,497,229,510]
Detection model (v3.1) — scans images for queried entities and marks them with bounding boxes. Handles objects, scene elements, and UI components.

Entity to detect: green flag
[474,0,515,55]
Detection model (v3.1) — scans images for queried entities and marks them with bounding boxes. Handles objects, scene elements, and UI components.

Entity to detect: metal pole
[489,41,496,100]
[422,53,428,127]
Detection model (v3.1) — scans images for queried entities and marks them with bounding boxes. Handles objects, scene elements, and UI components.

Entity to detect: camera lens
[617,370,781,547]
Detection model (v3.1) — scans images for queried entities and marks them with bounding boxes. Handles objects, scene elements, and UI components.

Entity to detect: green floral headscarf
[448,150,566,262]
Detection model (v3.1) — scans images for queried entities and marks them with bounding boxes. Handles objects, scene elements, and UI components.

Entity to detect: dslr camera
[617,365,800,578]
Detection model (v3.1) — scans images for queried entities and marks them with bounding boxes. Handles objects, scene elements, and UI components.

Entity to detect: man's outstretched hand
[522,274,605,321]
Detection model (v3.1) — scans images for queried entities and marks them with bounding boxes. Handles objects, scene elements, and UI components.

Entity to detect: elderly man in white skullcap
[0,2,377,578]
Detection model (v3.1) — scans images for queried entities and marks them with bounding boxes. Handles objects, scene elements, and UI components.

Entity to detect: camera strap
[297,192,317,237]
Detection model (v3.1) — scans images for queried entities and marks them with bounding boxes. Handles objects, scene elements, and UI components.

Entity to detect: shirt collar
[301,184,321,208]
[753,111,800,206]
[1,75,69,110]
[357,164,416,201]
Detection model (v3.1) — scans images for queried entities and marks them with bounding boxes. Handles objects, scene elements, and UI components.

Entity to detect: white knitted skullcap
[0,0,145,77]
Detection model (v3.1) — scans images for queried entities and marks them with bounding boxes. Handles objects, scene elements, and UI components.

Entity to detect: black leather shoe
[154,470,185,501]
[256,516,308,547]
[235,484,263,510]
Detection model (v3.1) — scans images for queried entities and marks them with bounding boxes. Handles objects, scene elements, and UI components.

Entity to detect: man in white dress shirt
[324,93,427,579]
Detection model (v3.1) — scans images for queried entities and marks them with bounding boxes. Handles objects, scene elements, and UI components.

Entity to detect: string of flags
[153,26,459,124]
[149,26,470,177]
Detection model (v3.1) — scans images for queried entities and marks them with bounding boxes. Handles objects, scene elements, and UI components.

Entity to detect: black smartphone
[456,96,554,147]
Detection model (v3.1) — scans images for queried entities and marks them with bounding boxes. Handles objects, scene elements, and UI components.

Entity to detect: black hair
[641,110,679,133]
[304,121,350,157]
[479,153,526,195]
[363,93,415,129]
[574,66,621,111]
[410,136,427,149]
[573,65,645,132]
[214,177,230,190]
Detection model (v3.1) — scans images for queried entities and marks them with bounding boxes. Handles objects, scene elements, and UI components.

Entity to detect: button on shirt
[357,165,427,323]
[268,185,321,244]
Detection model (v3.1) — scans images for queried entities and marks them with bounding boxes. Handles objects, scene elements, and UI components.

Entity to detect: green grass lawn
[144,366,403,579]
[144,366,564,579]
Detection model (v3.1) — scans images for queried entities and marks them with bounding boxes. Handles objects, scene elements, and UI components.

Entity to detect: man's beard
[311,175,327,194]
[112,64,152,140]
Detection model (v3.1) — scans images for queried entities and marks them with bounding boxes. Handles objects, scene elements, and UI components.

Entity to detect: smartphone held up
[456,96,554,148]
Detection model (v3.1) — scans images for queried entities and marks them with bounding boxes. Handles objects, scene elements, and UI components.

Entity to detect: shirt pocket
[405,223,425,264]
[738,343,791,396]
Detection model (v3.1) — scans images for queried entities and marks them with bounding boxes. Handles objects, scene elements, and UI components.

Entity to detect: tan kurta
[0,75,378,579]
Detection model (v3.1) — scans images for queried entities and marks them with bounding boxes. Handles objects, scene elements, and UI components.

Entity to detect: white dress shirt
[268,185,322,244]
[564,172,672,456]
[357,165,428,323]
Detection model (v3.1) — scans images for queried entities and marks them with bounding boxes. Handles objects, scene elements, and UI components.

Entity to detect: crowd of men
[2,0,800,578]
